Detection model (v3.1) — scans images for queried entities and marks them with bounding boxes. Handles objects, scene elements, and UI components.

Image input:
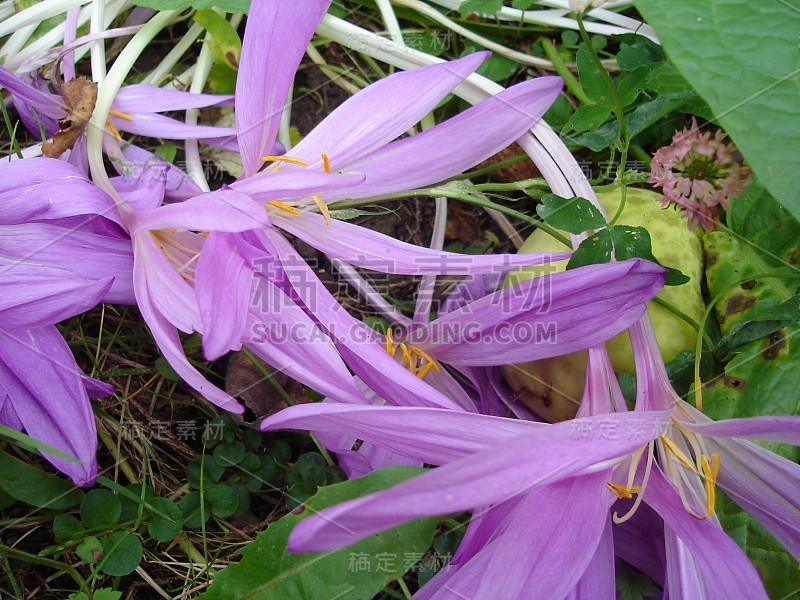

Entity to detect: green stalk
[541,38,590,105]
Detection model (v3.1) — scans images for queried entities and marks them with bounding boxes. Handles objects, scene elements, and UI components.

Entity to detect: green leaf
[570,92,695,151]
[132,0,250,12]
[718,297,800,353]
[511,0,539,9]
[154,141,177,163]
[53,515,85,543]
[536,194,606,233]
[615,37,664,71]
[475,53,518,83]
[146,497,184,543]
[179,491,210,529]
[701,181,800,459]
[459,0,503,16]
[562,104,612,135]
[187,456,226,489]
[194,9,242,70]
[81,490,122,529]
[213,441,246,468]
[200,467,438,600]
[633,0,800,223]
[716,492,800,599]
[208,63,238,95]
[566,229,613,270]
[610,226,689,286]
[98,531,143,576]
[76,536,103,564]
[205,484,239,518]
[0,450,83,509]
[155,357,180,381]
[0,424,81,463]
[69,589,122,600]
[295,452,328,488]
[577,47,612,106]
[616,66,650,107]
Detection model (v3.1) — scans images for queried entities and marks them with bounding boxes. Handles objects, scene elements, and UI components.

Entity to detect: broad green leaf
[566,229,613,270]
[562,104,612,135]
[536,194,606,233]
[716,492,800,599]
[76,536,103,564]
[610,226,689,286]
[146,497,184,543]
[200,467,438,600]
[205,484,238,518]
[634,0,800,223]
[577,47,612,106]
[69,588,121,600]
[701,182,800,459]
[53,514,85,543]
[132,0,250,11]
[80,489,122,529]
[0,450,83,509]
[193,9,242,70]
[616,66,650,107]
[98,531,143,576]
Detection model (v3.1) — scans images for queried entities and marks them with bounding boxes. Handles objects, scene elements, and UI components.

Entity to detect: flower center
[384,327,440,379]
[261,153,333,225]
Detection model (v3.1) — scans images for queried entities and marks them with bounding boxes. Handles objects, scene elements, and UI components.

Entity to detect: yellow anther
[607,483,643,499]
[266,200,301,216]
[701,453,720,516]
[312,193,332,226]
[660,435,698,473]
[105,119,123,141]
[108,109,133,121]
[399,343,413,372]
[384,328,396,357]
[321,152,331,173]
[416,362,437,380]
[262,155,308,167]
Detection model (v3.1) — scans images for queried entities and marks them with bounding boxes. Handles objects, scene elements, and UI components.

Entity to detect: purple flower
[0,158,135,485]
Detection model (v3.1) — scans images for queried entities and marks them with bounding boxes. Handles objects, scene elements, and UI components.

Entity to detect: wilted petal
[236,0,331,176]
[288,410,669,551]
[0,326,97,486]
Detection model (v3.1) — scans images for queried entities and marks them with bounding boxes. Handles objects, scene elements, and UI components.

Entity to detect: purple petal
[428,473,611,600]
[0,158,119,225]
[113,85,232,113]
[0,267,111,329]
[0,223,134,304]
[134,257,243,413]
[128,188,270,234]
[645,464,768,599]
[678,413,800,445]
[262,403,541,464]
[0,326,97,486]
[195,232,252,360]
[244,277,369,405]
[325,76,564,200]
[271,211,570,274]
[114,112,237,142]
[120,144,203,197]
[287,410,670,551]
[230,169,365,202]
[289,53,487,170]
[421,259,666,364]
[236,0,331,176]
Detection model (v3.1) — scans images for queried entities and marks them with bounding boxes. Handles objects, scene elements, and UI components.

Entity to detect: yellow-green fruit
[502,187,704,421]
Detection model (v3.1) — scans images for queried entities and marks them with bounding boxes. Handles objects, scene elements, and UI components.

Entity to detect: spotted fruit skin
[502,187,704,421]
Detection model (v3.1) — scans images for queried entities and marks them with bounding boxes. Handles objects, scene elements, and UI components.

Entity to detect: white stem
[0,23,37,58]
[278,85,293,151]
[0,0,86,38]
[143,22,204,86]
[414,196,448,323]
[90,0,107,83]
[88,10,178,198]
[393,0,555,70]
[376,0,404,46]
[330,259,413,328]
[184,36,217,192]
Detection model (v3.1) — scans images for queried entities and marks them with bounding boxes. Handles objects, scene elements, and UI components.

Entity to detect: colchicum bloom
[649,119,751,231]
[0,159,135,485]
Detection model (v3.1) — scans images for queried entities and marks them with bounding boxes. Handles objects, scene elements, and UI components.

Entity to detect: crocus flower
[0,158,135,485]
[649,118,751,231]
